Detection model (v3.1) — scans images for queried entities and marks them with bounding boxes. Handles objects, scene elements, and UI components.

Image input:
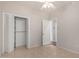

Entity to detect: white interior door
[42,20,53,45]
[54,21,57,42]
[15,18,26,47]
[53,20,57,42]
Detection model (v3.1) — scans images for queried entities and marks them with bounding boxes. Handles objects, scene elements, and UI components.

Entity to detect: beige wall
[0,2,3,55]
[1,1,79,53]
[0,12,3,55]
[57,2,79,52]
[1,1,42,50]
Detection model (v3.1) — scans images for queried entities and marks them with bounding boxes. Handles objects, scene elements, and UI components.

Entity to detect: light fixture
[40,0,56,20]
[41,0,56,9]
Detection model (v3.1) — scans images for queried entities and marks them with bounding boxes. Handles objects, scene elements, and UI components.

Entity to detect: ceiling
[0,1,73,14]
[0,1,77,19]
[1,1,72,9]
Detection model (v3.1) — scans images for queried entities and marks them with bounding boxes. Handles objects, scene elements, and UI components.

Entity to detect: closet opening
[14,16,28,49]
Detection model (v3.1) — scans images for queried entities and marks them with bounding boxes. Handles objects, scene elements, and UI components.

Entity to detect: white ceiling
[1,1,72,8]
[0,1,73,12]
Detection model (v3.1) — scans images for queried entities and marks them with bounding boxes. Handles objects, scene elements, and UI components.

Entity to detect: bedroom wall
[0,2,3,55]
[0,12,3,55]
[1,1,42,51]
[57,2,79,53]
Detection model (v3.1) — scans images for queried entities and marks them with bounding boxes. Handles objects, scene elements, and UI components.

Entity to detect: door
[42,20,53,45]
[53,20,57,42]
[15,17,26,48]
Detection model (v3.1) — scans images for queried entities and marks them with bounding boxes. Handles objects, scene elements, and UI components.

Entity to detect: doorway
[42,19,57,46]
[14,17,27,49]
[42,20,53,45]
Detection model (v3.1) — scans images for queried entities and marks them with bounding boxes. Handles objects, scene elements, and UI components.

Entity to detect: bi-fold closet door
[15,17,26,48]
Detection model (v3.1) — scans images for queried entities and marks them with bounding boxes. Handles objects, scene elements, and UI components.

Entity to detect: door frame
[14,16,27,49]
[42,19,53,46]
[13,14,30,52]
[41,19,57,46]
[3,12,31,53]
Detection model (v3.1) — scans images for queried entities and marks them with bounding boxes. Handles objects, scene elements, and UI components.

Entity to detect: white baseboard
[58,46,79,54]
